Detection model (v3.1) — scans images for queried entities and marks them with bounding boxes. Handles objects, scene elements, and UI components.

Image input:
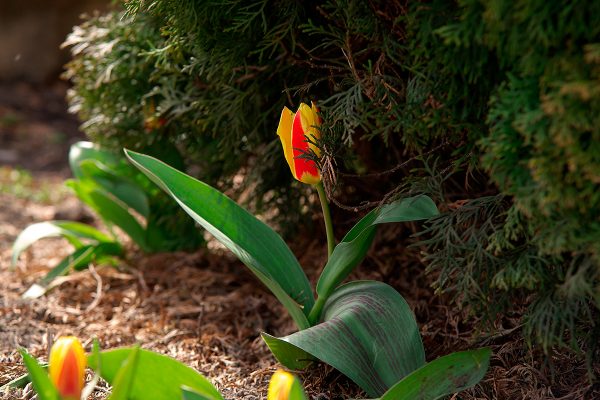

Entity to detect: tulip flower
[49,336,86,400]
[277,102,322,185]
[277,101,335,258]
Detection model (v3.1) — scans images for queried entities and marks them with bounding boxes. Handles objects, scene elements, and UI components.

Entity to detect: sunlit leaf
[107,345,141,400]
[263,281,425,397]
[18,349,59,400]
[88,348,223,400]
[181,386,217,400]
[125,149,313,329]
[23,242,122,299]
[11,221,113,267]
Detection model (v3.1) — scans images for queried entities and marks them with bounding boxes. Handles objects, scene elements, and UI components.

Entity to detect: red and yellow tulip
[49,336,86,400]
[277,102,322,185]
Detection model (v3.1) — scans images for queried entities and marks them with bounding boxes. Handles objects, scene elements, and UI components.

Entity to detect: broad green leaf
[11,221,113,267]
[107,345,141,400]
[23,242,122,299]
[312,196,438,321]
[87,348,223,400]
[379,348,491,400]
[79,159,150,218]
[125,149,313,329]
[18,349,59,400]
[263,281,425,397]
[261,334,314,370]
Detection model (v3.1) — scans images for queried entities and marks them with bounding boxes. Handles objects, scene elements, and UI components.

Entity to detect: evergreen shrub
[63,0,599,362]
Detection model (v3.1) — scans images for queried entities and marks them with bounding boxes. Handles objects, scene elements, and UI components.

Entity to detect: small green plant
[11,141,202,298]
[8,336,488,400]
[121,101,491,397]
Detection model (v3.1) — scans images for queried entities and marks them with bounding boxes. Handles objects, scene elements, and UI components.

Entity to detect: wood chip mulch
[0,185,598,400]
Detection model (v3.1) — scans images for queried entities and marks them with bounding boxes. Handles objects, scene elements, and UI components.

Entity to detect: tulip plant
[10,336,488,400]
[119,102,491,397]
[11,141,201,298]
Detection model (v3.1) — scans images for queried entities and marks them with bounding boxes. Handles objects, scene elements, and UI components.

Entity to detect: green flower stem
[308,294,327,325]
[315,181,335,258]
[308,182,335,325]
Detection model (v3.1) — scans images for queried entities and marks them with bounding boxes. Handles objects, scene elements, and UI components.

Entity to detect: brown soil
[1,83,598,400]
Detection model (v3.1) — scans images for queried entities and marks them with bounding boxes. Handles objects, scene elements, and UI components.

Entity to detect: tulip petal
[268,370,294,400]
[292,106,320,184]
[277,107,297,180]
[49,336,86,400]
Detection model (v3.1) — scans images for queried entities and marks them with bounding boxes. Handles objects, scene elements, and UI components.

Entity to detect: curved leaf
[69,179,149,252]
[125,149,313,329]
[379,348,491,400]
[107,345,141,400]
[87,348,223,400]
[263,281,425,397]
[23,242,122,299]
[315,195,438,302]
[79,159,150,218]
[70,141,122,179]
[181,386,215,400]
[19,349,58,400]
[11,221,113,267]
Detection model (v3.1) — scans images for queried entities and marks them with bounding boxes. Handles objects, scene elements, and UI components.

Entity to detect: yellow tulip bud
[49,336,86,400]
[267,369,296,400]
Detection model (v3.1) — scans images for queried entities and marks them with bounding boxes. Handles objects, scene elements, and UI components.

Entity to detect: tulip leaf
[263,281,425,397]
[23,242,122,299]
[69,180,149,252]
[78,159,150,218]
[88,347,223,400]
[69,141,123,179]
[287,377,309,400]
[311,195,438,322]
[125,149,313,329]
[181,386,216,400]
[107,345,141,400]
[379,348,491,400]
[11,221,113,267]
[18,349,59,400]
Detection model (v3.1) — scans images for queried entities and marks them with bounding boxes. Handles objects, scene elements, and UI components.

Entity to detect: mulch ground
[1,83,598,399]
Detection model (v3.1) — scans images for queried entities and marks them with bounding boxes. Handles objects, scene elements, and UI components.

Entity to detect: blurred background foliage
[62,0,599,366]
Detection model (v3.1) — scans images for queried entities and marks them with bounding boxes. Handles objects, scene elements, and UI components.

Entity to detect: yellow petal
[277,107,297,179]
[268,369,295,400]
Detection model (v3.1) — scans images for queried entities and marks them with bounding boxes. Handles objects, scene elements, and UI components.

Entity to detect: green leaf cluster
[123,149,490,397]
[11,141,203,297]
[10,343,490,400]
